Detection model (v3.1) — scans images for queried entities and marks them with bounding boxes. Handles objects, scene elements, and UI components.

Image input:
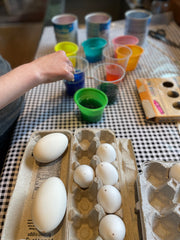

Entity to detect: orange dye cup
[117,44,144,71]
[103,45,132,71]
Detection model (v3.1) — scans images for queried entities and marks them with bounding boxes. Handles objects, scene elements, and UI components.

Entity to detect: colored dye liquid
[65,70,85,96]
[74,70,84,82]
[80,99,102,109]
[106,72,122,81]
[97,83,118,105]
[105,64,124,82]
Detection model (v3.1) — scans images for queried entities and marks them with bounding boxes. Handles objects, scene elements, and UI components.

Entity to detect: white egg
[169,163,180,182]
[33,133,68,163]
[32,177,67,233]
[96,162,118,185]
[97,185,121,213]
[96,143,116,162]
[73,165,94,188]
[99,214,126,240]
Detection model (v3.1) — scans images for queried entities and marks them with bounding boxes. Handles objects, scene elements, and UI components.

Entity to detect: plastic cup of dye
[54,41,79,66]
[82,37,107,63]
[92,63,125,105]
[64,56,89,96]
[103,45,132,70]
[112,35,139,49]
[85,12,111,41]
[54,41,79,57]
[51,14,78,44]
[120,44,144,71]
[124,9,152,46]
[74,88,108,123]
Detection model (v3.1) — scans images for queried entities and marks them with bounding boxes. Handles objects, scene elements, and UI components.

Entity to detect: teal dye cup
[82,37,107,63]
[74,88,108,123]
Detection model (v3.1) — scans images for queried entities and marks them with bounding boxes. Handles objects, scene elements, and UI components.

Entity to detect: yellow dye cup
[54,41,79,66]
[117,45,144,71]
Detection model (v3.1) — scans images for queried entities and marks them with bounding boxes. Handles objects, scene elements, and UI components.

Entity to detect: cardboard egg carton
[66,128,122,240]
[136,161,180,240]
[1,129,139,240]
[1,130,73,240]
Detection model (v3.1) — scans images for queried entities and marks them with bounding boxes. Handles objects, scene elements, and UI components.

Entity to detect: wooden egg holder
[136,76,180,122]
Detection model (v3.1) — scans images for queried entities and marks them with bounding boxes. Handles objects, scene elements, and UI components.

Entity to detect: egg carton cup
[66,128,139,240]
[66,128,120,240]
[1,128,139,240]
[1,129,73,240]
[136,160,180,240]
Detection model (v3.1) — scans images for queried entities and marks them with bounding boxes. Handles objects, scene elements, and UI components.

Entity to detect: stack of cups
[52,14,78,44]
[124,9,152,46]
[85,12,111,41]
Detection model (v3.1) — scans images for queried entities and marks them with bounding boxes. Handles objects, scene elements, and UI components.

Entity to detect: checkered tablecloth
[0,20,180,237]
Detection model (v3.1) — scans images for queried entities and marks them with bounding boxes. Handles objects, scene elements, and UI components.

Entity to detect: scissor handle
[148,30,160,39]
[148,29,166,40]
[149,29,180,48]
[156,29,166,37]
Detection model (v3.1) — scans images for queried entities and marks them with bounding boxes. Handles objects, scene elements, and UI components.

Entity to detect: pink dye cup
[112,35,139,50]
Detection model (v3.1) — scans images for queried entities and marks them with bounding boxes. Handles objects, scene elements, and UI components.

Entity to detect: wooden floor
[0,22,43,69]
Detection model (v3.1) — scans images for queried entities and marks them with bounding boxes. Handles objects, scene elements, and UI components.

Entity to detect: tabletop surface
[0,19,180,237]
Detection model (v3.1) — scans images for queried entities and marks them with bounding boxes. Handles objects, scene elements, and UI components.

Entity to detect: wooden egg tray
[136,76,180,122]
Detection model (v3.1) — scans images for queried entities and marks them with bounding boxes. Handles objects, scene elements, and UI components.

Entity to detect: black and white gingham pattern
[0,20,180,236]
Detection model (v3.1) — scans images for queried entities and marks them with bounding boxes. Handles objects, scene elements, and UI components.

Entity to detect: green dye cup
[74,88,108,123]
[92,63,125,105]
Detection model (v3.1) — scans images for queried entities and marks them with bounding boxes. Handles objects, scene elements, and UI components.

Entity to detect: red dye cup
[105,64,125,82]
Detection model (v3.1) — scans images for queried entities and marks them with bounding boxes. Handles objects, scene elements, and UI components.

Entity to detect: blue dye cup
[82,37,107,63]
[64,56,89,96]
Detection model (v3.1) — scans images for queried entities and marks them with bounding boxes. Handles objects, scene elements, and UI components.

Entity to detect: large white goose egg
[96,143,116,162]
[169,163,180,182]
[97,185,121,213]
[96,162,118,185]
[99,214,126,240]
[33,133,68,163]
[32,177,67,234]
[73,165,94,188]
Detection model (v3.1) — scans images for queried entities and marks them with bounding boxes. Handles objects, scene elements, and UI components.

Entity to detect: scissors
[148,29,180,49]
